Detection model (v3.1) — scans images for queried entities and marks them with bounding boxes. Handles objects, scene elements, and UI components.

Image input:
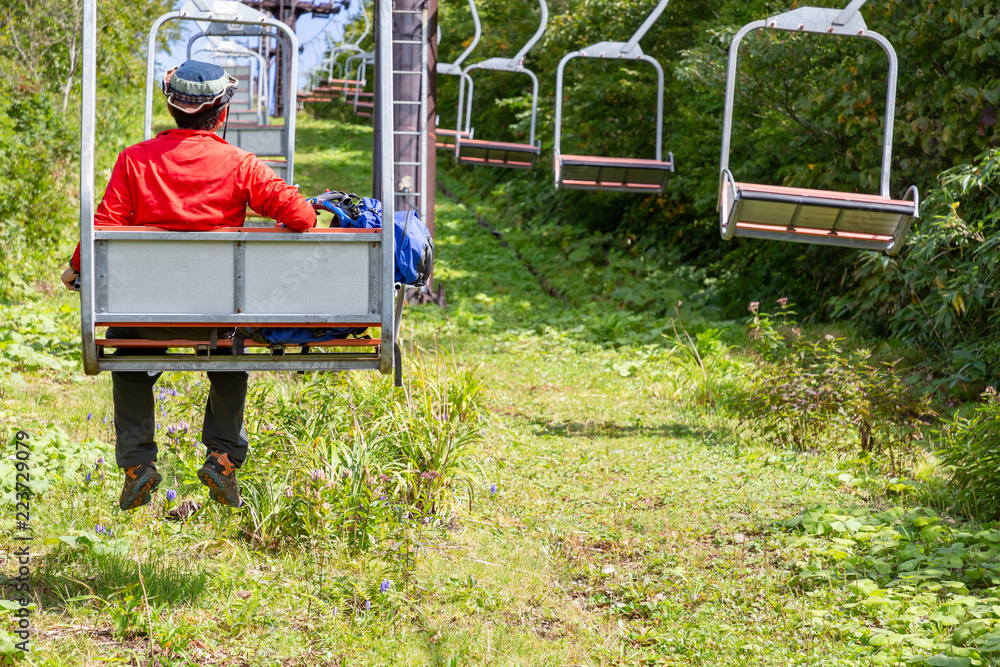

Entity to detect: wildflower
[107,527,114,537]
[380,579,391,593]
[103,416,109,424]
[166,489,177,503]
[85,472,92,484]
[310,469,325,483]
[364,600,371,611]
[285,486,294,498]
[420,470,440,481]
[95,524,105,535]
[87,412,93,421]
[489,483,497,496]
[748,301,760,314]
[777,297,788,308]
[95,456,105,469]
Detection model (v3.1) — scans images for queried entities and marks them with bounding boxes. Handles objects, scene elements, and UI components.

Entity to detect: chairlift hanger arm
[623,0,670,54]
[443,0,481,72]
[512,0,547,64]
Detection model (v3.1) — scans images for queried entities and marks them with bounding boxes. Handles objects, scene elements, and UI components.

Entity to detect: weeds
[936,387,1000,520]
[738,300,933,471]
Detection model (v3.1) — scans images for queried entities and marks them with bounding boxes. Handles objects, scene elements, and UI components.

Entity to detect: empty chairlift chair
[454,0,547,169]
[435,0,481,151]
[198,40,268,126]
[553,0,674,193]
[77,0,401,380]
[718,0,918,255]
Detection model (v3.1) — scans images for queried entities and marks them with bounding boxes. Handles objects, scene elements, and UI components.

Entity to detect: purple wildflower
[103,415,109,424]
[380,579,391,593]
[489,483,497,496]
[166,489,177,503]
[748,301,760,314]
[95,524,105,535]
[85,472,92,484]
[95,456,105,469]
[364,600,371,611]
[87,412,93,421]
[777,297,789,308]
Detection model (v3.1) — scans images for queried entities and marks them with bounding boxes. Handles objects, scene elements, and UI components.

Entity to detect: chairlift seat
[557,154,673,193]
[435,128,472,150]
[719,178,917,255]
[457,138,540,169]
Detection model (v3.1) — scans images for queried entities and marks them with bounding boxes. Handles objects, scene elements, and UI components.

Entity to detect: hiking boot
[119,462,162,511]
[197,451,242,508]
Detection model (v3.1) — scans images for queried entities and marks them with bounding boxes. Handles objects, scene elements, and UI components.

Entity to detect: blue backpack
[247,192,433,348]
[308,191,434,286]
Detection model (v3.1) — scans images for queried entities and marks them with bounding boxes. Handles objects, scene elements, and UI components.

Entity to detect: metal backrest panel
[94,232,380,322]
[244,242,374,315]
[220,127,287,156]
[102,241,236,315]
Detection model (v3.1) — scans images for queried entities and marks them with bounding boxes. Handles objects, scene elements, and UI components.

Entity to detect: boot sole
[119,470,162,511]
[197,467,242,508]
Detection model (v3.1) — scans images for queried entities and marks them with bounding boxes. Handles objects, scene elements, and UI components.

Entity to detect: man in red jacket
[61,61,316,512]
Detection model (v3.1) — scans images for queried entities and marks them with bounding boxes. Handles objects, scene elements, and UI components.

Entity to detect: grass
[0,109,988,666]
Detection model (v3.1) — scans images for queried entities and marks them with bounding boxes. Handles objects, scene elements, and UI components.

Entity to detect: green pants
[107,327,248,469]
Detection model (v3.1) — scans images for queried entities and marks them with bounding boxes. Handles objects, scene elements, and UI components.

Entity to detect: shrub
[738,300,932,468]
[936,388,1000,520]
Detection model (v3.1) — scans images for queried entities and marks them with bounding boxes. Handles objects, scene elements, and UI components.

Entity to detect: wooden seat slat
[561,155,673,169]
[94,226,379,235]
[735,182,913,207]
[96,338,381,349]
[96,322,380,328]
[459,138,540,153]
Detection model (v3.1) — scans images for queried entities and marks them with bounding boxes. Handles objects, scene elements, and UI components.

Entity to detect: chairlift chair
[434,0,480,151]
[326,0,372,101]
[553,0,675,193]
[454,0,547,169]
[197,40,269,126]
[343,51,376,117]
[718,0,918,255]
[78,0,400,381]
[176,20,296,181]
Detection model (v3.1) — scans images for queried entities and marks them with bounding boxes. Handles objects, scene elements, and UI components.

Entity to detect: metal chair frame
[195,40,268,126]
[454,0,547,169]
[79,0,398,377]
[718,0,918,255]
[434,0,480,151]
[553,0,674,193]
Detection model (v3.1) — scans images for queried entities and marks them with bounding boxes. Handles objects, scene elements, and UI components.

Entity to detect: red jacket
[71,129,315,271]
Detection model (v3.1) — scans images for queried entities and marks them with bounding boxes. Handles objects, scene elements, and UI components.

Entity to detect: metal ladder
[391,2,429,223]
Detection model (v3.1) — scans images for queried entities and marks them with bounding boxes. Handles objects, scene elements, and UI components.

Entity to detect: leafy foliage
[834,148,1000,389]
[784,504,1000,665]
[936,388,1000,520]
[738,301,932,464]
